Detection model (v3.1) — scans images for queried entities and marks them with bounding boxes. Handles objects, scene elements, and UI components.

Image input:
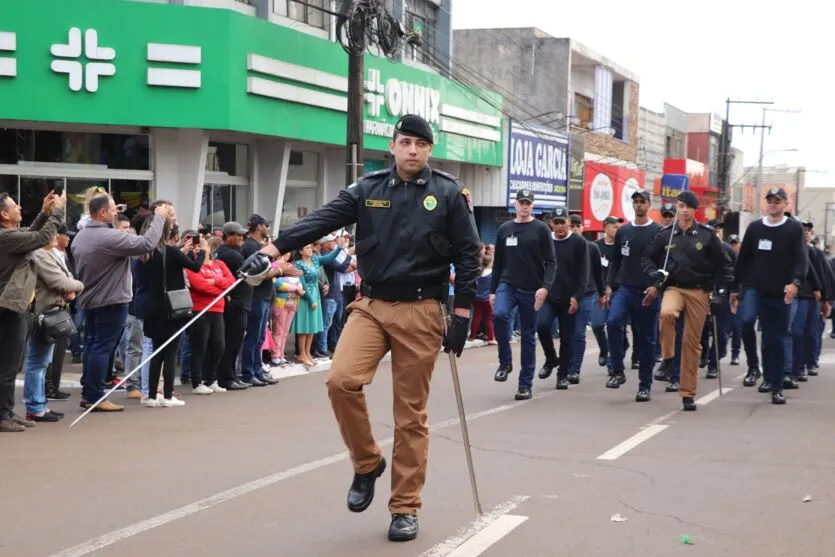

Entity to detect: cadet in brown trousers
[241,114,481,542]
[641,191,733,411]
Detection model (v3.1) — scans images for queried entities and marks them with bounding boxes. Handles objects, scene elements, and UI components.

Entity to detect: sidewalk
[15,338,497,389]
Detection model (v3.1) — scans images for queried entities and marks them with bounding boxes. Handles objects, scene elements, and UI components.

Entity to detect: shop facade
[0,0,503,231]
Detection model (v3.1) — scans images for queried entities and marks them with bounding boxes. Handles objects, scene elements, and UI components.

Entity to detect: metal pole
[712,313,723,397]
[440,303,484,515]
[757,108,767,194]
[69,278,245,428]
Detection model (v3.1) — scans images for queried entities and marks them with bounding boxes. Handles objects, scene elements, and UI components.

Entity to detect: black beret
[394,114,434,144]
[677,190,699,209]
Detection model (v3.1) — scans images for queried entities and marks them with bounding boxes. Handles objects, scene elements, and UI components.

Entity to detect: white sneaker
[208,381,227,393]
[141,396,161,408]
[270,358,283,366]
[192,384,214,395]
[161,397,186,407]
[262,362,272,373]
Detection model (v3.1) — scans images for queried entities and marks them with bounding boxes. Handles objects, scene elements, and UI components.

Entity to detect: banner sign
[507,121,569,209]
[660,174,690,200]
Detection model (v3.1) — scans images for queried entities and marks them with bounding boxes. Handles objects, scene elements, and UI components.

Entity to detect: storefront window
[206,142,249,177]
[200,184,247,232]
[0,129,149,169]
[281,186,317,230]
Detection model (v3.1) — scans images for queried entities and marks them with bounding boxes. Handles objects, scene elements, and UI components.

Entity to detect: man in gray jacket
[71,193,171,412]
[0,189,66,432]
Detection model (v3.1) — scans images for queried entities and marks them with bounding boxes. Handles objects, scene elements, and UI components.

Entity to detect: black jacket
[273,165,481,309]
[642,222,733,292]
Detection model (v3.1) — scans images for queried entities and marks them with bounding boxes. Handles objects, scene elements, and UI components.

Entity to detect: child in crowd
[271,253,303,365]
[470,255,496,344]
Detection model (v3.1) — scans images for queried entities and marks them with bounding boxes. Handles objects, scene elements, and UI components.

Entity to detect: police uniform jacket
[641,222,733,291]
[272,165,481,310]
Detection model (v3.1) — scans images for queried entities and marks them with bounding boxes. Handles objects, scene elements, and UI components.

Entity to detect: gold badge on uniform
[365,199,391,208]
[423,195,438,211]
[695,242,703,250]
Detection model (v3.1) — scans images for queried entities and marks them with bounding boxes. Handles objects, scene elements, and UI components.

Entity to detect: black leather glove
[238,252,271,278]
[442,314,470,357]
[710,288,728,315]
[654,269,669,288]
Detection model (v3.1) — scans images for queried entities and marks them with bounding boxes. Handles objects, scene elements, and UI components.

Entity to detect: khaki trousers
[325,297,443,514]
[659,287,709,398]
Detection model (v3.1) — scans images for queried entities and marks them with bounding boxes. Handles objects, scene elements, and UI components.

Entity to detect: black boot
[388,513,418,542]
[706,367,718,379]
[783,376,799,390]
[598,354,608,367]
[514,387,532,401]
[606,371,626,389]
[654,358,673,382]
[743,368,760,387]
[555,377,569,390]
[730,355,739,366]
[538,361,557,380]
[771,391,786,405]
[347,458,386,513]
[797,369,808,382]
[494,363,512,382]
[682,396,697,411]
[635,389,651,402]
[758,380,771,393]
[699,352,708,369]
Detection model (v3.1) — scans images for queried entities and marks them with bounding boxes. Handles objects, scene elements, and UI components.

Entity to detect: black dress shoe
[538,363,555,380]
[635,390,651,402]
[654,359,673,381]
[225,380,250,391]
[494,364,512,382]
[388,513,418,542]
[808,366,819,377]
[47,390,71,401]
[605,372,625,389]
[598,354,608,367]
[514,388,532,401]
[262,375,280,385]
[706,368,718,379]
[758,380,771,393]
[699,353,708,369]
[555,377,569,390]
[567,372,580,385]
[631,360,639,370]
[245,377,267,387]
[797,370,808,382]
[783,376,799,390]
[743,369,760,387]
[771,391,786,405]
[347,458,386,513]
[26,411,60,422]
[730,356,740,366]
[682,396,697,411]
[666,380,679,393]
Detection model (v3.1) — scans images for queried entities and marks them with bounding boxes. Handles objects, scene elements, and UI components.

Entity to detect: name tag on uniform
[365,199,391,208]
[621,245,630,257]
[506,236,518,247]
[601,256,609,267]
[758,239,772,251]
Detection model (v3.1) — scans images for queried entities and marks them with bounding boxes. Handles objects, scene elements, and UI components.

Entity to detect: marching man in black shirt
[240,114,481,541]
[536,207,588,389]
[642,191,733,411]
[491,189,557,400]
[731,187,808,404]
[591,216,622,368]
[604,189,662,401]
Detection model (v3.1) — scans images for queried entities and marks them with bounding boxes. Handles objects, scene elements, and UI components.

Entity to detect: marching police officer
[242,114,481,542]
[642,191,733,411]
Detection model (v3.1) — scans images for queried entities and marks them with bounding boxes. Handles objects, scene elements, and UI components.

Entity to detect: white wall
[152,128,208,229]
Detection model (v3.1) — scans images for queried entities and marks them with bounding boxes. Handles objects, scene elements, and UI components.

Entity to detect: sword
[70,278,245,428]
[440,303,484,515]
[711,313,723,396]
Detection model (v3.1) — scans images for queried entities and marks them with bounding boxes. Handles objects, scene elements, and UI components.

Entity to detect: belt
[360,281,445,303]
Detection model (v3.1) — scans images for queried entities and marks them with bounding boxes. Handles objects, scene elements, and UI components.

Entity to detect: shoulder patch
[459,187,473,213]
[431,168,459,182]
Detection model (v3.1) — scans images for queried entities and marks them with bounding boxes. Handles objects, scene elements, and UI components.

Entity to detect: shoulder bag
[162,246,193,319]
[36,306,76,344]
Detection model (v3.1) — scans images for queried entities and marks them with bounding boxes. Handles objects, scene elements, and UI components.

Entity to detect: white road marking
[596,424,669,461]
[696,387,734,405]
[419,496,529,557]
[445,515,529,557]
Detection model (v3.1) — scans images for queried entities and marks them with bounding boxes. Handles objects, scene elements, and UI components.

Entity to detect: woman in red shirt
[186,237,236,394]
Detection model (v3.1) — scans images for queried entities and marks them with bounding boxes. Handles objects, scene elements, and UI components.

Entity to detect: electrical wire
[336,0,403,59]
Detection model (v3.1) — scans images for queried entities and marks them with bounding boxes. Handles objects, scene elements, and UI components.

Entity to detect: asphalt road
[3,335,835,557]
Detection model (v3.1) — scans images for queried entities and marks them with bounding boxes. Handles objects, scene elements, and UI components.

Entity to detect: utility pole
[718,98,774,218]
[756,107,801,205]
[346,50,364,185]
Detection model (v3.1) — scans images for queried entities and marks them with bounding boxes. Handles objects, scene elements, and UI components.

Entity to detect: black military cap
[677,190,699,209]
[516,189,535,202]
[569,214,582,224]
[552,206,568,221]
[660,202,676,216]
[394,114,434,144]
[631,189,651,202]
[727,234,740,245]
[603,216,624,226]
[765,186,788,201]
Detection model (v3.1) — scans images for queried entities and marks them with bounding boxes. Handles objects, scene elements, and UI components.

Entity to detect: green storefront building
[0,0,504,230]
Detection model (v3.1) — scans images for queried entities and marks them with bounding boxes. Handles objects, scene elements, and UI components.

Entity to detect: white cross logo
[50,28,116,93]
[364,68,385,118]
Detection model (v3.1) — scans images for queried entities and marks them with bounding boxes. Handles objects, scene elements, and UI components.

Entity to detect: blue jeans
[569,293,595,374]
[493,282,537,388]
[590,302,609,357]
[317,298,338,353]
[328,296,346,350]
[178,329,191,381]
[607,285,660,391]
[810,303,823,367]
[791,299,816,377]
[740,289,790,390]
[68,306,84,357]
[124,315,144,392]
[81,304,128,403]
[783,300,798,376]
[739,290,760,369]
[707,301,731,368]
[729,311,742,358]
[114,323,129,374]
[23,334,55,415]
[536,300,576,382]
[242,299,270,380]
[141,336,153,397]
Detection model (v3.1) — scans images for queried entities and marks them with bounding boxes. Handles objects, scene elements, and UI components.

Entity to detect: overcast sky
[451,0,831,188]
